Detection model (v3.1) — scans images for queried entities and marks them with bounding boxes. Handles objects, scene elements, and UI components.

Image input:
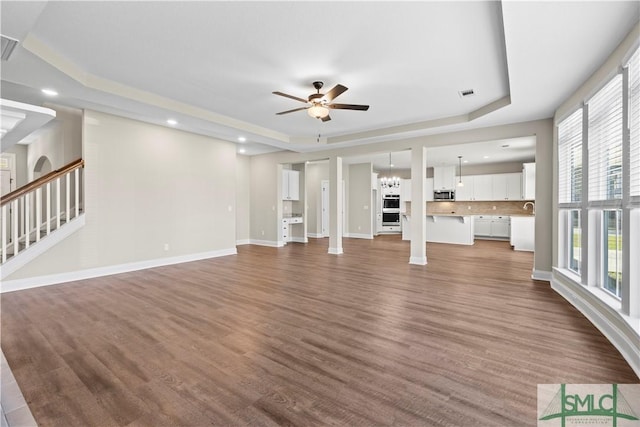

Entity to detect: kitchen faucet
[523,201,535,214]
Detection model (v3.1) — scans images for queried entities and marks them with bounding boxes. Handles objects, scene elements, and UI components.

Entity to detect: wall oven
[382,194,400,209]
[382,194,401,226]
[382,211,400,226]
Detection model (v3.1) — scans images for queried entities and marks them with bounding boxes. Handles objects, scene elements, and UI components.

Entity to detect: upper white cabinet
[433,166,456,190]
[522,163,536,200]
[473,175,493,201]
[282,169,300,200]
[455,173,523,201]
[505,173,522,200]
[455,176,474,201]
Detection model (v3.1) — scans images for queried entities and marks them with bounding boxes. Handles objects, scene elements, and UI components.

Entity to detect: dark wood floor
[1,236,637,426]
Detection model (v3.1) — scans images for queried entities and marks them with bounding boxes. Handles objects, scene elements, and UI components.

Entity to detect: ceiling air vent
[1,35,19,61]
[458,89,475,98]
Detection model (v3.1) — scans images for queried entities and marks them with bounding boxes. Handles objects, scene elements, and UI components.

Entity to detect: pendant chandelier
[457,155,464,187]
[380,152,400,188]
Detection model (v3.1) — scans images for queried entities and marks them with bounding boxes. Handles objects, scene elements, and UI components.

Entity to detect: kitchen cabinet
[522,163,536,200]
[455,176,474,201]
[464,173,522,201]
[281,219,290,242]
[493,173,522,200]
[433,166,456,190]
[473,175,493,201]
[282,216,303,243]
[474,215,510,239]
[282,169,300,200]
[511,216,535,251]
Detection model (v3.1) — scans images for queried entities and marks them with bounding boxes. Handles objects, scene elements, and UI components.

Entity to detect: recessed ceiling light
[237,136,246,142]
[238,148,246,154]
[167,119,177,126]
[463,160,469,163]
[483,155,490,159]
[390,163,395,168]
[41,88,58,96]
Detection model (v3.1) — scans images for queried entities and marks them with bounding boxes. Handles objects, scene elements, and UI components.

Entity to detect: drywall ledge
[551,269,640,379]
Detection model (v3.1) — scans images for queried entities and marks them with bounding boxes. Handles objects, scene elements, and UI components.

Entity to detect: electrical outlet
[164,243,170,251]
[261,230,265,236]
[492,206,497,210]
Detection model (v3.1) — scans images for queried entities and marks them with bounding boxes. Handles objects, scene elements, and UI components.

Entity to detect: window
[556,45,639,318]
[587,75,623,202]
[568,210,581,274]
[558,109,583,204]
[629,48,640,199]
[602,210,622,298]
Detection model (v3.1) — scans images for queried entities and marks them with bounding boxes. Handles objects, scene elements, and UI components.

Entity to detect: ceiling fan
[273,81,369,122]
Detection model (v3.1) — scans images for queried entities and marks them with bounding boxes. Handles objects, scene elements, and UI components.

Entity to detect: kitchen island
[402,214,475,245]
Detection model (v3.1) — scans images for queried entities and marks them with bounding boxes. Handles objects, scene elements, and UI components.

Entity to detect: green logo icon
[539,384,638,427]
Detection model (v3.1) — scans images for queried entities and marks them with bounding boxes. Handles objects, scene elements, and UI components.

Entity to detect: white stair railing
[0,159,84,265]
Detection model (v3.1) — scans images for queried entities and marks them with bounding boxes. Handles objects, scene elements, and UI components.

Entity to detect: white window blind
[588,75,623,201]
[559,109,583,204]
[628,48,640,198]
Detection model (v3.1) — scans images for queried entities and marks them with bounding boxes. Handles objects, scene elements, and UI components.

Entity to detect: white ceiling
[1,1,638,158]
[344,135,536,171]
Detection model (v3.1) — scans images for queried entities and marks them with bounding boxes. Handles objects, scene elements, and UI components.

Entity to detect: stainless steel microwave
[433,190,455,201]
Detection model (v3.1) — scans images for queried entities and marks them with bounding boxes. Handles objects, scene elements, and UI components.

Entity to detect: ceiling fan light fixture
[308,104,329,119]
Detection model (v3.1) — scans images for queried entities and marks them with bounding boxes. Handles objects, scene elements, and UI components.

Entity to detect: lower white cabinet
[281,216,303,243]
[474,215,510,239]
[511,216,535,251]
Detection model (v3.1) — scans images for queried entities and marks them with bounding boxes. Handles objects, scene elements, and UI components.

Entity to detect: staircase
[0,159,85,280]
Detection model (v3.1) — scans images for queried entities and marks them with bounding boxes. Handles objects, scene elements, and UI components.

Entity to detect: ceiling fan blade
[328,103,370,111]
[323,84,348,102]
[321,115,331,122]
[272,91,308,104]
[276,107,309,115]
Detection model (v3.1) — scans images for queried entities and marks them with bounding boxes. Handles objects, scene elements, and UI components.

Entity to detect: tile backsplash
[405,200,535,216]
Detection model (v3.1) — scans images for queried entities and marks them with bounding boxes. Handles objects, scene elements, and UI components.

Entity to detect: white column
[409,146,427,265]
[328,156,343,255]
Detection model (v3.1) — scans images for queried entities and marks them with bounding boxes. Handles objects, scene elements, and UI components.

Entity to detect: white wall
[5,110,237,281]
[305,161,329,237]
[25,105,82,179]
[348,163,373,237]
[236,154,251,243]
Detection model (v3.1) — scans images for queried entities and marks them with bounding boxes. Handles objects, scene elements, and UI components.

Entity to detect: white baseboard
[249,239,282,247]
[551,270,640,379]
[532,269,552,282]
[307,233,324,238]
[409,256,427,265]
[328,247,343,255]
[291,237,308,243]
[344,233,373,239]
[236,239,251,246]
[1,214,86,280]
[0,247,238,294]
